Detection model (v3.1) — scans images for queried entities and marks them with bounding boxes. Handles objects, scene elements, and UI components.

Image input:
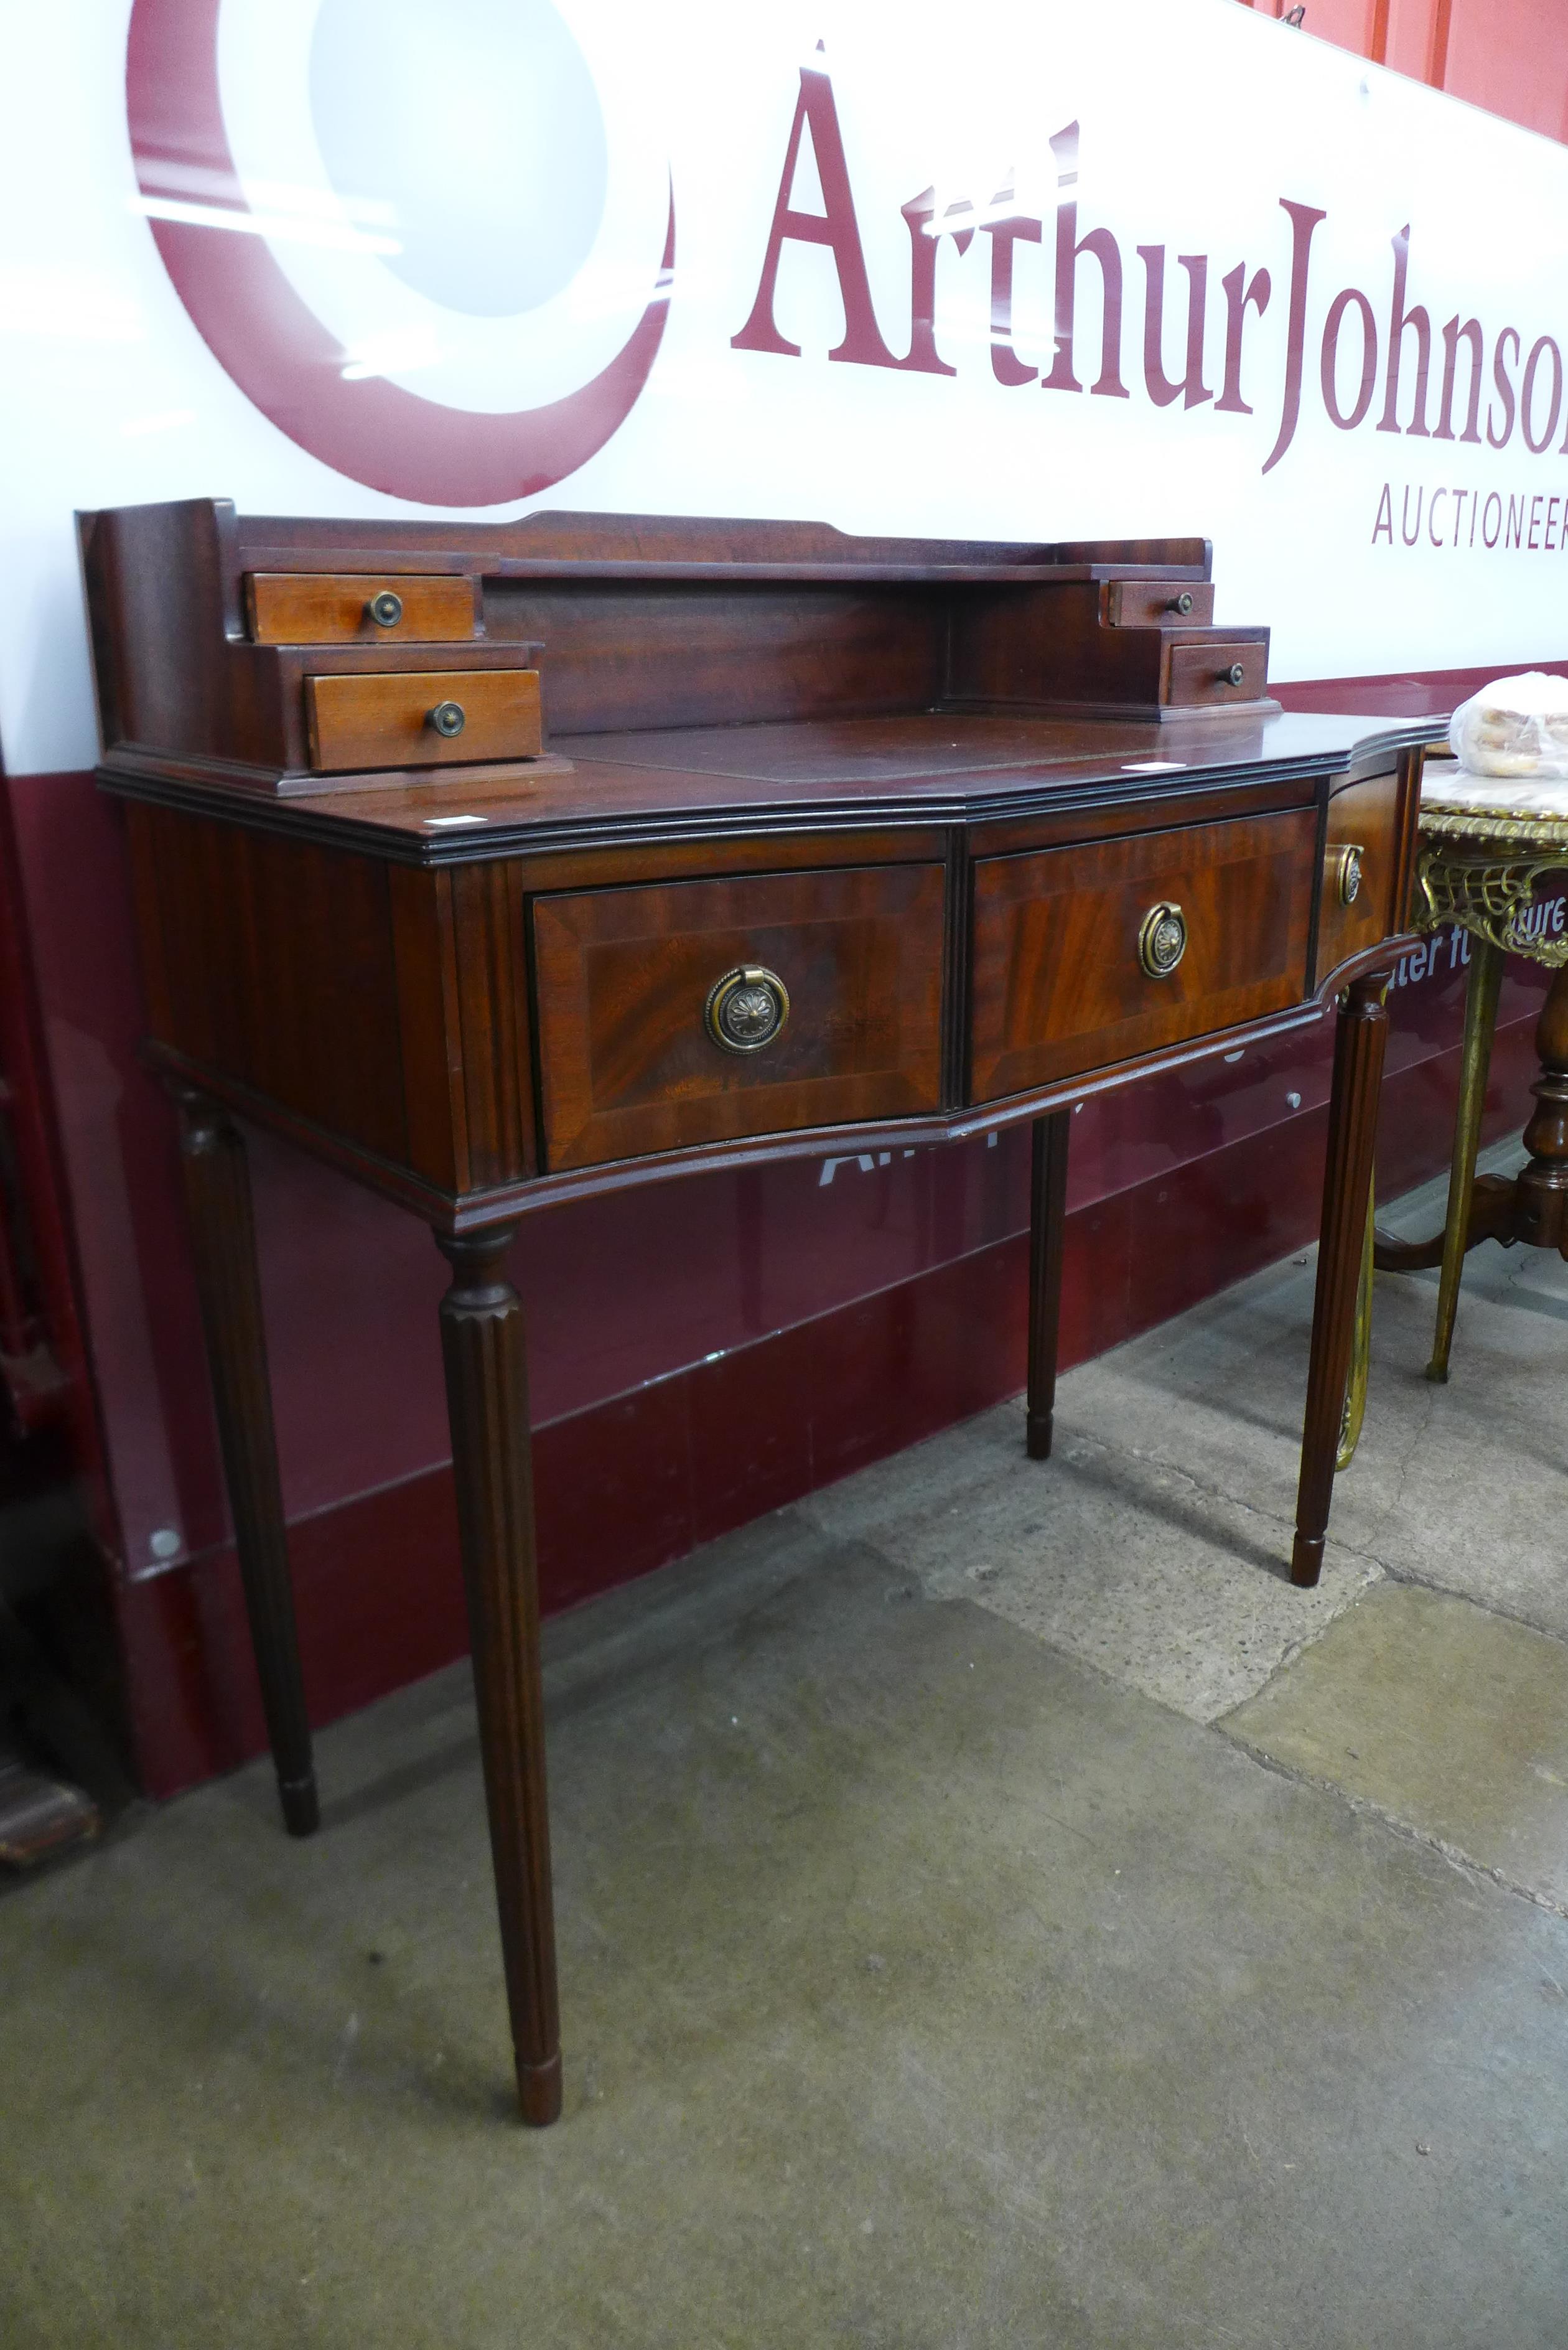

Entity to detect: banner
[2,0,1566,774]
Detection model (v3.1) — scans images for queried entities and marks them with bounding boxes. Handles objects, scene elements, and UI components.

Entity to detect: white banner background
[2,0,1567,778]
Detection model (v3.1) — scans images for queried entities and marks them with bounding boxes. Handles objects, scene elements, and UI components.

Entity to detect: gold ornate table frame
[1345,793,1568,1455]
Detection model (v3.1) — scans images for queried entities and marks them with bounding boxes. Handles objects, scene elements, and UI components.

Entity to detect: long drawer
[533,864,945,1171]
[969,808,1315,1101]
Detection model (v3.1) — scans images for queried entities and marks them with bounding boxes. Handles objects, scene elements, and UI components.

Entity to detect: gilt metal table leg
[1428,935,1504,1383]
[1025,1110,1071,1460]
[435,1226,561,2127]
[171,1086,318,1836]
[1292,975,1391,1588]
[1512,960,1568,1253]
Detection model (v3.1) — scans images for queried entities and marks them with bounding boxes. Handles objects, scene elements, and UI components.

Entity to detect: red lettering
[982,191,1043,388]
[1435,316,1484,443]
[1522,337,1562,454]
[1320,287,1378,430]
[1138,246,1211,409]
[1215,261,1271,414]
[1041,121,1128,398]
[1262,200,1326,474]
[1377,226,1431,438]
[731,64,902,369]
[1488,328,1520,449]
[898,187,974,378]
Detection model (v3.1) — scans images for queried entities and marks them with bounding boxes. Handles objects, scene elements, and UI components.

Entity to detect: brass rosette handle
[1333,843,1365,907]
[427,700,467,737]
[705,965,791,1055]
[1138,901,1187,979]
[367,589,404,628]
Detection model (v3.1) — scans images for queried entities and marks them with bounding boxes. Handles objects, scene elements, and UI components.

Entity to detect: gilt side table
[1371,768,1568,1381]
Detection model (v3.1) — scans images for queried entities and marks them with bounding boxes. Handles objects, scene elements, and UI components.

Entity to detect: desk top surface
[105,706,1439,862]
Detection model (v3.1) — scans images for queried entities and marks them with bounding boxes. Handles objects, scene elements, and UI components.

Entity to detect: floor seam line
[1054,1425,1305,1541]
[1215,1729,1568,1924]
[1058,1426,1568,1652]
[1366,1561,1568,1650]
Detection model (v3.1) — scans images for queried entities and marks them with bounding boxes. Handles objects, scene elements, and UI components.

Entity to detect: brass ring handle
[705,965,790,1054]
[1138,901,1187,980]
[427,700,467,737]
[1167,591,1194,616]
[1333,843,1365,906]
[367,590,404,628]
[1223,662,1246,688]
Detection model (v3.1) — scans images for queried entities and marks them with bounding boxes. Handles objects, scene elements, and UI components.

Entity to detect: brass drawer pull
[705,965,790,1054]
[367,589,404,628]
[1333,843,1365,906]
[1223,662,1246,688]
[1167,591,1194,616]
[427,700,467,738]
[1138,901,1187,979]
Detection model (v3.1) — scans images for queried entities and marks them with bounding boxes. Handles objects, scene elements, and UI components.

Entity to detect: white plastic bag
[1448,671,1568,779]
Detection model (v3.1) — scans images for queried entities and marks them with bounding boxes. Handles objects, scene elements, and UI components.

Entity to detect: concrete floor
[6,1149,1567,2348]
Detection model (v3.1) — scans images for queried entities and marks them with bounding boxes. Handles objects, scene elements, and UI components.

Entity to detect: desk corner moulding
[81,498,1435,2124]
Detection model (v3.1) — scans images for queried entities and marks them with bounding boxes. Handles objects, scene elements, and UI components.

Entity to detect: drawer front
[533,865,945,1171]
[1165,637,1267,706]
[1315,771,1400,984]
[1106,579,1216,629]
[970,809,1315,1102]
[305,668,541,772]
[248,573,478,645]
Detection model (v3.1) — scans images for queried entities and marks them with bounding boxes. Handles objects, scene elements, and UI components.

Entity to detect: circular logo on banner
[125,0,673,507]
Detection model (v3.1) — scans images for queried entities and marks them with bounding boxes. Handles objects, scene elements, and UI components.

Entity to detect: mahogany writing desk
[82,501,1429,2123]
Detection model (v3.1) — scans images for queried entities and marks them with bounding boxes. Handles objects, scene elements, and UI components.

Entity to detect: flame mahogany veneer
[82,499,1432,2126]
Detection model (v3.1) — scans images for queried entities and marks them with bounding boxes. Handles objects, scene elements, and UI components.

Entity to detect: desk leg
[1026,1111,1071,1460]
[171,1088,318,1837]
[1291,976,1390,1588]
[435,1227,561,2128]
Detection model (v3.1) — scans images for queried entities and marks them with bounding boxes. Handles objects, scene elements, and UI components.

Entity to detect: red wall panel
[1239,0,1568,143]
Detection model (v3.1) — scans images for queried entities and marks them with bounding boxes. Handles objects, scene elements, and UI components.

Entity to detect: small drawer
[532,864,945,1171]
[1106,579,1216,629]
[1315,771,1400,985]
[1165,637,1268,706]
[248,573,478,645]
[969,808,1314,1102]
[305,668,541,773]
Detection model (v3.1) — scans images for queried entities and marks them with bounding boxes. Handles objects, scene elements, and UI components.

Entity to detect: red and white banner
[3,0,1568,779]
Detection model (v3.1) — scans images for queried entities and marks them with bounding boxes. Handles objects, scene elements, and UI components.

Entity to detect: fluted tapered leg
[1292,976,1391,1587]
[1025,1111,1071,1460]
[435,1225,561,2127]
[172,1085,317,1835]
